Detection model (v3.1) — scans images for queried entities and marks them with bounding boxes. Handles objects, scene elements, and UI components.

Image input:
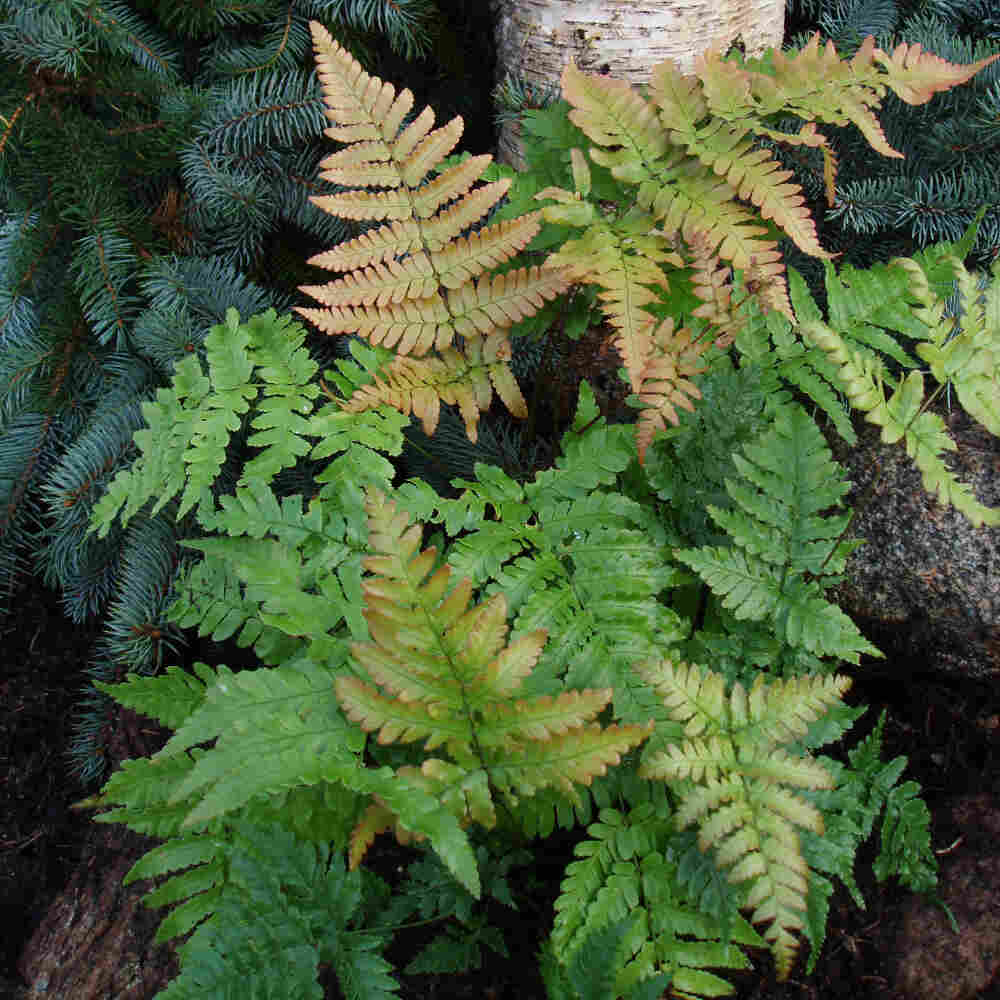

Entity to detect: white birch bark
[490,0,786,166]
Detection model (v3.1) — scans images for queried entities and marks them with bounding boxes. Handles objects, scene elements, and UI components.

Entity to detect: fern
[78,335,953,995]
[549,801,764,1000]
[337,487,652,872]
[798,710,938,970]
[673,402,881,666]
[70,23,1000,998]
[138,821,398,1000]
[799,248,1000,526]
[532,34,997,462]
[540,916,673,1000]
[637,661,852,978]
[294,22,570,443]
[375,845,525,975]
[91,308,319,530]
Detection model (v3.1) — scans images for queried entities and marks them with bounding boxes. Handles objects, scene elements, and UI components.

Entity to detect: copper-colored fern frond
[870,35,1000,105]
[295,22,570,442]
[688,235,740,338]
[632,317,711,464]
[650,59,834,263]
[544,222,676,391]
[337,489,650,866]
[337,341,527,443]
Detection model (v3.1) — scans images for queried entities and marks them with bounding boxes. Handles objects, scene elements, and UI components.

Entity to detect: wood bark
[490,0,786,166]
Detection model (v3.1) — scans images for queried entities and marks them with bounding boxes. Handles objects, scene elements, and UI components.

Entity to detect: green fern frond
[732,267,857,445]
[78,750,204,839]
[160,657,364,829]
[80,652,368,838]
[674,403,880,663]
[90,308,320,532]
[820,259,925,367]
[169,554,303,662]
[551,802,763,999]
[128,822,395,1000]
[799,315,1000,526]
[637,662,850,979]
[798,711,937,969]
[93,661,215,731]
[898,253,1000,436]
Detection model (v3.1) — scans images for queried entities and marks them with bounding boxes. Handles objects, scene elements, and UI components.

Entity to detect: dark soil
[3,575,1000,1000]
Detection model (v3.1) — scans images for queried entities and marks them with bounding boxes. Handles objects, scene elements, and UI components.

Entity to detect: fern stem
[525,293,573,442]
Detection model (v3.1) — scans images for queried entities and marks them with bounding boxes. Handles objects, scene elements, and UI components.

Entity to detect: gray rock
[831,404,999,679]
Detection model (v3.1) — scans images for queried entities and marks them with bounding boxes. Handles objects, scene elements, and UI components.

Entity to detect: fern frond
[535,35,994,465]
[307,220,423,272]
[649,60,832,263]
[336,488,650,870]
[125,822,392,1000]
[638,663,850,979]
[93,662,215,732]
[78,750,203,839]
[896,254,1000,437]
[543,222,673,390]
[687,236,745,343]
[490,723,652,801]
[433,214,543,289]
[631,316,711,465]
[550,803,763,998]
[155,656,364,829]
[560,61,672,174]
[800,317,1000,526]
[336,339,526,442]
[90,308,320,532]
[870,36,1000,105]
[296,22,570,442]
[674,403,880,662]
[169,552,304,661]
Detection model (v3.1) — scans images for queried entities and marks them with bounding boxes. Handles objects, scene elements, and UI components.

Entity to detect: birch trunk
[490,0,786,167]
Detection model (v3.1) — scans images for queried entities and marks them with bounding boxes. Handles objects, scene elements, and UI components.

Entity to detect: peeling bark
[490,0,785,166]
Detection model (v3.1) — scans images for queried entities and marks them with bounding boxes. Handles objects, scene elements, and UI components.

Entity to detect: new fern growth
[533,34,998,463]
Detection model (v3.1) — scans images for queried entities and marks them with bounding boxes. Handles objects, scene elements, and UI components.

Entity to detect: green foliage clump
[72,25,1000,1000]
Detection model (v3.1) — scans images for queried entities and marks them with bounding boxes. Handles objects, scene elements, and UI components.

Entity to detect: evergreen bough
[0,0,458,782]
